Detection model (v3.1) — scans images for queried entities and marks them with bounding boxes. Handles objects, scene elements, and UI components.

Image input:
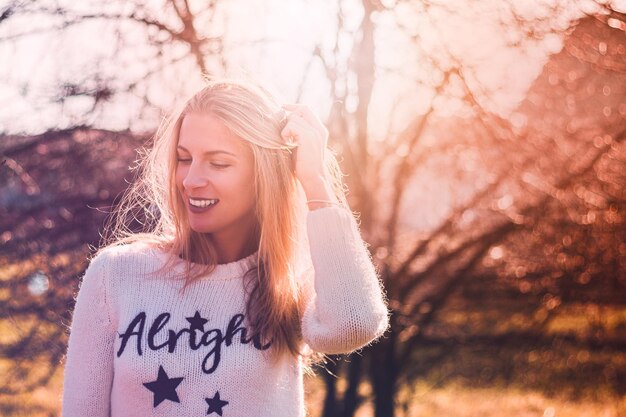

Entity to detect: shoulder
[88,240,164,272]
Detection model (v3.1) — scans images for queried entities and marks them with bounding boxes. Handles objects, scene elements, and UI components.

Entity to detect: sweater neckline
[149,245,259,281]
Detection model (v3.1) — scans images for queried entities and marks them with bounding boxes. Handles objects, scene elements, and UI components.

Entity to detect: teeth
[189,198,218,207]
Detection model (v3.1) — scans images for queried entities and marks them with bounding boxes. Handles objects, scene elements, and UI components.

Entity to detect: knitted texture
[61,206,390,417]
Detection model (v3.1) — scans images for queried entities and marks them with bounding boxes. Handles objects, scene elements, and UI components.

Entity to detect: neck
[214,245,258,265]
[209,223,260,265]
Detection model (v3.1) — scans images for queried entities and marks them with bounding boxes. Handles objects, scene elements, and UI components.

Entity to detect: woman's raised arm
[300,205,391,354]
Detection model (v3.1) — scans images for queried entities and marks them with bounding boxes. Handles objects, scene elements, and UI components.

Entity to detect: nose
[182,163,209,191]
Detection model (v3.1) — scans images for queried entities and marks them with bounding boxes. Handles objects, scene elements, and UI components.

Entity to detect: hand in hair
[280,103,329,184]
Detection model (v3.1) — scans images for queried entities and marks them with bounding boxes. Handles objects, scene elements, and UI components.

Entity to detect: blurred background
[1,0,625,416]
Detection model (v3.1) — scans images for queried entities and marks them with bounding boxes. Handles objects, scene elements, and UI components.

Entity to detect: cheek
[221,173,246,194]
[235,160,254,183]
[239,169,256,199]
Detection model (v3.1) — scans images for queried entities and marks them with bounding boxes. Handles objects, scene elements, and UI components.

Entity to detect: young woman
[61,77,390,416]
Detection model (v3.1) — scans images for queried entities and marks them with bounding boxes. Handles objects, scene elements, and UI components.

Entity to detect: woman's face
[175,112,257,249]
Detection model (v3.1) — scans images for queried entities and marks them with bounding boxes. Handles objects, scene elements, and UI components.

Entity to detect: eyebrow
[176,145,237,157]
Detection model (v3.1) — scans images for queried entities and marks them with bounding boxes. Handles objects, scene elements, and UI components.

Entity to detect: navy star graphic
[186,310,209,332]
[143,365,184,407]
[205,391,229,416]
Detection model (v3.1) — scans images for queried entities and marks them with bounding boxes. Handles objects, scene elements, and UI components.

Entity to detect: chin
[189,226,214,234]
[186,220,212,233]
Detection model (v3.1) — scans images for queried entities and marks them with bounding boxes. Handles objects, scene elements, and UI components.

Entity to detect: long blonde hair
[98,76,350,369]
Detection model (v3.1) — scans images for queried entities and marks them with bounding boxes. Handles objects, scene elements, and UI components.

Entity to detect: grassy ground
[305,375,626,417]
[395,383,625,417]
[2,304,625,416]
[0,364,64,417]
[2,253,624,416]
[1,363,624,417]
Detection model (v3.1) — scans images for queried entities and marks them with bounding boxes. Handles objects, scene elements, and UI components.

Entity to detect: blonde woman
[61,77,390,416]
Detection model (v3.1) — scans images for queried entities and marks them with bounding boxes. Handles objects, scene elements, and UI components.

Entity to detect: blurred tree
[0,129,145,388]
[311,2,626,417]
[1,1,625,417]
[0,0,226,132]
[359,6,626,417]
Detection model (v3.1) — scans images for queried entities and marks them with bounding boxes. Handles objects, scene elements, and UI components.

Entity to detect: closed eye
[176,158,230,169]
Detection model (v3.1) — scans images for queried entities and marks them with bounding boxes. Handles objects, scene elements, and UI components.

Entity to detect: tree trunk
[371,324,397,417]
[342,354,363,417]
[321,357,342,417]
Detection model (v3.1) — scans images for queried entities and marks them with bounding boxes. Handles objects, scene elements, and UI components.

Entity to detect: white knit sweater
[61,206,390,417]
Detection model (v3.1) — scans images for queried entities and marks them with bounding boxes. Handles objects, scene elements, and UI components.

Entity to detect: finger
[282,105,308,123]
[285,111,320,135]
[281,119,314,143]
[281,104,321,129]
[280,121,302,143]
[281,103,303,110]
[282,104,312,121]
[285,113,311,131]
[282,115,310,136]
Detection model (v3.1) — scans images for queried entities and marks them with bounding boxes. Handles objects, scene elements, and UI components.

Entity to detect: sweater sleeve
[300,206,391,354]
[61,250,115,417]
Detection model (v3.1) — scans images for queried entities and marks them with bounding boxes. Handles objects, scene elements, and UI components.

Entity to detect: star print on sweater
[143,365,230,413]
[205,391,229,416]
[187,310,209,332]
[143,365,184,407]
[120,309,269,411]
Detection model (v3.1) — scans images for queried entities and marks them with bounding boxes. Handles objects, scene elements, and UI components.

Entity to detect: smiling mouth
[189,198,219,208]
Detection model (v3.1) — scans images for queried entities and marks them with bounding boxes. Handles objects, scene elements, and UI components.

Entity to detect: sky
[1,0,624,233]
[2,0,619,136]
